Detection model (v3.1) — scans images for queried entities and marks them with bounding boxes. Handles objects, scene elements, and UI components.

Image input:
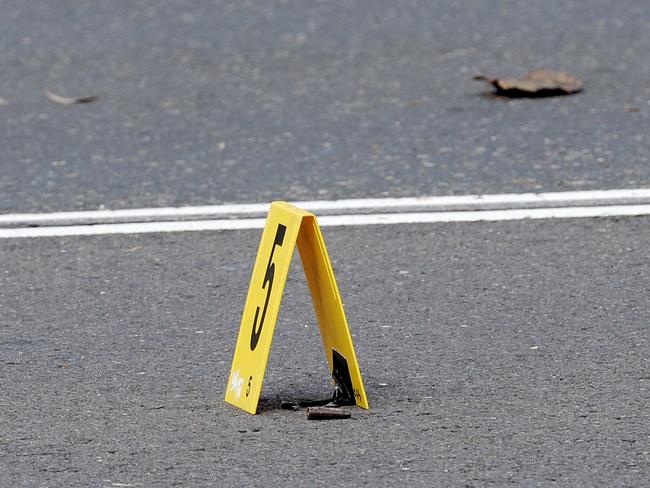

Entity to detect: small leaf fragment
[474,69,582,98]
[45,90,98,105]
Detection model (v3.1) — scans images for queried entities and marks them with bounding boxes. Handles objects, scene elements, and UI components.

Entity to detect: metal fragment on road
[306,407,351,420]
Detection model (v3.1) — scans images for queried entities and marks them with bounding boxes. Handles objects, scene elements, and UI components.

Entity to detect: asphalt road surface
[1,1,649,487]
[2,219,649,487]
[1,0,649,212]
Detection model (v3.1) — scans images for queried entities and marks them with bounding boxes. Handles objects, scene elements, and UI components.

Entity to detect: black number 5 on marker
[250,223,286,351]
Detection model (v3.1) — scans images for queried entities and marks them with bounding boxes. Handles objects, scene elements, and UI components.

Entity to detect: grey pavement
[1,1,650,487]
[0,0,649,212]
[2,218,649,486]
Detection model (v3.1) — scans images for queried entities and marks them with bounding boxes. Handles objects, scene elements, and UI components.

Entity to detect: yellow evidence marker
[225,202,369,414]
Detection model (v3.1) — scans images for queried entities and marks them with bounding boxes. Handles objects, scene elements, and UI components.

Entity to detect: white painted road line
[1,188,650,226]
[1,204,648,239]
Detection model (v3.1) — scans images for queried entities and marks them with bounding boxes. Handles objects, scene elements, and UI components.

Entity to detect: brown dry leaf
[45,89,98,105]
[474,69,583,98]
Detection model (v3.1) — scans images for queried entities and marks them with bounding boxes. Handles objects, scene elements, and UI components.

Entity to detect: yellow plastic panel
[225,202,309,413]
[296,216,369,409]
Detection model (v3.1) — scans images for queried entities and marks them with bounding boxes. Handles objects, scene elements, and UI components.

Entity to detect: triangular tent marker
[225,201,369,414]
